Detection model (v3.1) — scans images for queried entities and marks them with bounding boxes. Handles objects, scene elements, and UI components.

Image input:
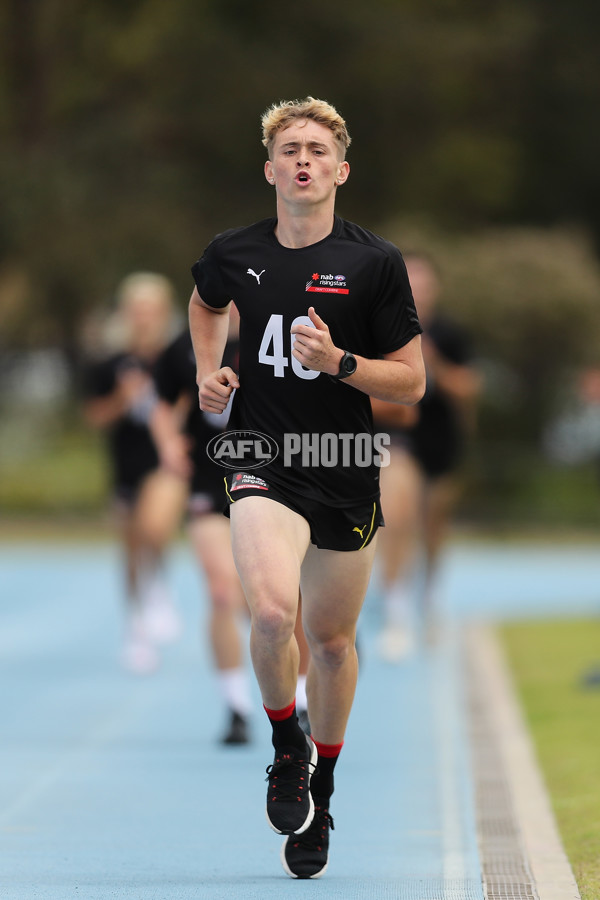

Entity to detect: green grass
[0,424,108,514]
[501,619,600,900]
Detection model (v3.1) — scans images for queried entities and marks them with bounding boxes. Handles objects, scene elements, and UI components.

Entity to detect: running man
[151,311,255,744]
[373,252,481,659]
[84,273,185,674]
[189,97,425,878]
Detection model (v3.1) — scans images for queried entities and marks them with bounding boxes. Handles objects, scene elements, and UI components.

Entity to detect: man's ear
[264,160,275,185]
[335,160,350,186]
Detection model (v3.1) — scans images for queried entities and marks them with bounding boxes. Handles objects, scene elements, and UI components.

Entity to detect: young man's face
[264,119,349,207]
[404,258,440,326]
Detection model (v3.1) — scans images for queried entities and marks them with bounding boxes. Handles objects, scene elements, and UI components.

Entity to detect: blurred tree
[518,0,600,238]
[1,0,599,522]
[0,0,598,352]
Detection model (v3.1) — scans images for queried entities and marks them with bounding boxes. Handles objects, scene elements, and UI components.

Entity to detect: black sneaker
[265,735,318,835]
[220,710,250,745]
[297,709,311,736]
[280,802,334,879]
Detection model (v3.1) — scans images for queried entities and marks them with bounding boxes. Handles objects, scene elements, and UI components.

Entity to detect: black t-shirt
[84,353,159,490]
[387,313,473,476]
[192,216,422,506]
[153,330,239,475]
[415,313,472,438]
[427,314,472,369]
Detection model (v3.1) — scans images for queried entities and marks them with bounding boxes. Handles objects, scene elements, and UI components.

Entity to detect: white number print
[258,314,288,377]
[258,314,320,380]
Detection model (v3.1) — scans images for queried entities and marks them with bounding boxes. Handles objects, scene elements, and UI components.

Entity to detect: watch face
[343,353,357,375]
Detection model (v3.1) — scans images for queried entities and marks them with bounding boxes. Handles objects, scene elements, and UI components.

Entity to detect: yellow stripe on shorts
[359,502,377,550]
[224,476,235,504]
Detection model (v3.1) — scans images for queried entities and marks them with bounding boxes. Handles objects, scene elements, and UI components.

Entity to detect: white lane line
[433,622,485,899]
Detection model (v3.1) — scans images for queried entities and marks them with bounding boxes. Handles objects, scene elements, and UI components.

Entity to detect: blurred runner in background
[373,252,481,661]
[83,273,185,675]
[151,306,252,743]
[151,306,311,743]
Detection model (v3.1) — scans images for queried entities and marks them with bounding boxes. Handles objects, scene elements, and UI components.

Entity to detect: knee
[252,601,296,645]
[310,633,353,670]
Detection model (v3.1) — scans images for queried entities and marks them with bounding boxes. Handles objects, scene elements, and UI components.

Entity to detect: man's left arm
[291,307,426,405]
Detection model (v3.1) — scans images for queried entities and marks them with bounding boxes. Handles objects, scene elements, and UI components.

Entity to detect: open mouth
[295,171,311,185]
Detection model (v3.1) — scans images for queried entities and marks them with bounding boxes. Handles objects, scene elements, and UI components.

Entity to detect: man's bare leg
[189,513,252,743]
[229,496,310,710]
[229,495,316,835]
[421,475,460,639]
[377,448,424,661]
[289,537,378,866]
[377,448,422,590]
[295,595,311,732]
[301,539,377,745]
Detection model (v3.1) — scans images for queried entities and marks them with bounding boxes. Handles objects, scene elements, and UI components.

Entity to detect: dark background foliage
[1,0,599,522]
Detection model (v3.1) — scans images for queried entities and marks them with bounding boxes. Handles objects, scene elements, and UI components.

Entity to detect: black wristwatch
[329,350,357,381]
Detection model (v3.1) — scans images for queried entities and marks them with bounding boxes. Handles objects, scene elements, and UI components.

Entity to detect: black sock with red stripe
[310,738,343,804]
[264,700,307,753]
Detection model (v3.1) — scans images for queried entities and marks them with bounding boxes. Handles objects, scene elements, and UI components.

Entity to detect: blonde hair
[261,96,351,158]
[103,272,178,352]
[116,272,175,311]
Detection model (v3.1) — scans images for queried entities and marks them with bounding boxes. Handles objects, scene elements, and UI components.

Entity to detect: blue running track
[1,539,599,899]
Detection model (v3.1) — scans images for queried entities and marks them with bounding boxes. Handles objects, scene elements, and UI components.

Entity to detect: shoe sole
[280,839,328,879]
[265,737,318,836]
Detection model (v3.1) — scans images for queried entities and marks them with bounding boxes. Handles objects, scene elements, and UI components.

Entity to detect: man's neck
[274,203,336,249]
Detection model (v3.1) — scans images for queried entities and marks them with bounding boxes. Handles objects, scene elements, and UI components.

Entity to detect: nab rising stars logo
[305,272,349,295]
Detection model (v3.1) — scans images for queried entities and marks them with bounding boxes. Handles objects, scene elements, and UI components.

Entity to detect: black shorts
[114,483,144,509]
[223,472,383,552]
[388,429,463,480]
[411,400,464,480]
[188,461,226,518]
[113,466,157,508]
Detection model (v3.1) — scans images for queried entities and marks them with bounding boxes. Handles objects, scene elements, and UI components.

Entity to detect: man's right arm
[188,287,239,413]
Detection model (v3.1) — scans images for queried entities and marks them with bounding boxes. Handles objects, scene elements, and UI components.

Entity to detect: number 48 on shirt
[258,314,320,380]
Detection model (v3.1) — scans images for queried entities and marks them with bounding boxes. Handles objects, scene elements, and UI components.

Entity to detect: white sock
[383,578,413,628]
[296,674,308,713]
[216,667,253,716]
[140,565,173,607]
